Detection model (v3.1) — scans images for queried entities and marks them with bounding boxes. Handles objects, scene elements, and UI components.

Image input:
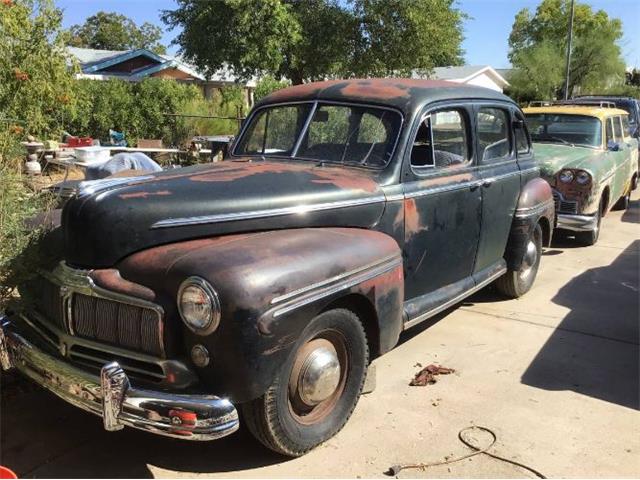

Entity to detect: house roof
[418,65,509,88]
[66,47,255,85]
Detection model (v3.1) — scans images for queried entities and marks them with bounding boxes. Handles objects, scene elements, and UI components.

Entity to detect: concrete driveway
[1,192,638,478]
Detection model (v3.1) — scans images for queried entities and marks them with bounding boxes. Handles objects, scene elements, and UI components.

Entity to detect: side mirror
[607,140,620,151]
[512,119,525,129]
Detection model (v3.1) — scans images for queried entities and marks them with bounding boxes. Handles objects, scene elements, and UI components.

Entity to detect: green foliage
[254,75,290,102]
[508,0,626,101]
[68,11,167,54]
[68,79,246,146]
[352,0,465,77]
[162,0,465,84]
[0,0,77,157]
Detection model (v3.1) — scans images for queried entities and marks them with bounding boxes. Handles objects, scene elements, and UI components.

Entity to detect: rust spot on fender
[405,198,420,235]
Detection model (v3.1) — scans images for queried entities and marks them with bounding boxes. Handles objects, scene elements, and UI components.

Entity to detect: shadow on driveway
[0,373,285,478]
[521,240,640,410]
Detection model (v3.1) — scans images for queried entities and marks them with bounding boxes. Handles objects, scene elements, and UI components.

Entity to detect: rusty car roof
[258,78,514,114]
[523,105,629,120]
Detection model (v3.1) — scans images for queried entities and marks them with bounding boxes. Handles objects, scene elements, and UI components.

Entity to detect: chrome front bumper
[556,213,598,232]
[0,316,239,441]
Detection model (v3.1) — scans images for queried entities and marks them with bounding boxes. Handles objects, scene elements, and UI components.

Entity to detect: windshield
[234,102,402,168]
[525,114,602,148]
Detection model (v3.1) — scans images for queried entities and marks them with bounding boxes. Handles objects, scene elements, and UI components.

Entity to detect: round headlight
[575,170,591,185]
[559,170,574,183]
[177,277,221,335]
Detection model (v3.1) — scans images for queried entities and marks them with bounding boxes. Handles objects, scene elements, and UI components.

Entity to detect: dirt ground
[1,192,638,479]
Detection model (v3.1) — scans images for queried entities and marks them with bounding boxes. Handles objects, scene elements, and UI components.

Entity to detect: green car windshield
[234,102,402,168]
[526,114,602,148]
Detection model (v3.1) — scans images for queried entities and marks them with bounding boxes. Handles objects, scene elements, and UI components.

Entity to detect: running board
[403,267,507,330]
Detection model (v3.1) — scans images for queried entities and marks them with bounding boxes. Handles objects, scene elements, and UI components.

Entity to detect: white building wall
[462,73,503,92]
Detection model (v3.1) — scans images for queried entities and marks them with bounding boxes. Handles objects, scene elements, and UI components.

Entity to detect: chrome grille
[552,190,579,215]
[72,293,163,357]
[34,278,66,331]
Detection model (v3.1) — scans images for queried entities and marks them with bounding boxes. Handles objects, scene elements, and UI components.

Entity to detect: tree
[68,11,167,54]
[0,0,77,158]
[162,0,465,84]
[508,0,625,100]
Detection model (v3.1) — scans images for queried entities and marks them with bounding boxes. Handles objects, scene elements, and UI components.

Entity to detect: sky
[55,0,640,69]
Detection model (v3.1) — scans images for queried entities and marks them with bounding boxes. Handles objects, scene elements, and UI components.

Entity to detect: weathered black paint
[17,79,555,405]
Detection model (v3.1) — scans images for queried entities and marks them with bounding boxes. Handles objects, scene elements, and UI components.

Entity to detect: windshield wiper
[534,135,573,146]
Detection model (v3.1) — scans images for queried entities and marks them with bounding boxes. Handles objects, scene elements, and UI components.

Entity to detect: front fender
[504,177,555,270]
[117,227,404,403]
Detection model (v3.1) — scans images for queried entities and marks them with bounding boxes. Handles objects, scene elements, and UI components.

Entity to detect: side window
[606,118,614,145]
[477,107,510,162]
[514,113,531,155]
[613,116,623,142]
[621,115,631,139]
[410,109,469,169]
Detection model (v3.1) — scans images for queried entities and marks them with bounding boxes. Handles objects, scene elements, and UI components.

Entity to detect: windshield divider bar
[292,101,318,158]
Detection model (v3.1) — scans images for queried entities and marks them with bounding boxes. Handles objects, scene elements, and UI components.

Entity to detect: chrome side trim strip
[271,253,399,305]
[405,180,481,199]
[403,267,507,330]
[272,255,403,318]
[151,195,386,229]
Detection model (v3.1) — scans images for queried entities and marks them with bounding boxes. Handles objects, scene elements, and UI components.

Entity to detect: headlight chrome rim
[575,170,591,185]
[559,169,574,183]
[177,276,221,335]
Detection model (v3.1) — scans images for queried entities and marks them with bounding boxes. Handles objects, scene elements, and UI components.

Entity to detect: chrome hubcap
[298,345,341,406]
[520,239,538,279]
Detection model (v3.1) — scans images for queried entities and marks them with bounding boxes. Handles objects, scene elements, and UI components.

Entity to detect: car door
[608,115,628,203]
[473,104,522,275]
[401,104,482,303]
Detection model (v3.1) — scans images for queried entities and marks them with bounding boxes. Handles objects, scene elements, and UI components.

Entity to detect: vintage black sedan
[0,79,554,456]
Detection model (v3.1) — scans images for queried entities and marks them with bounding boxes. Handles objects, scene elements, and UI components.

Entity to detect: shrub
[255,75,290,102]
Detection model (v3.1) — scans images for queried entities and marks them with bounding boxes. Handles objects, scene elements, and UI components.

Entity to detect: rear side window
[621,115,631,138]
[410,109,469,169]
[606,118,614,145]
[514,113,530,155]
[613,116,623,142]
[477,107,510,162]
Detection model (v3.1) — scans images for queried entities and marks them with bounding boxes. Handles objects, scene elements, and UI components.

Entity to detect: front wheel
[496,223,542,298]
[242,308,368,457]
[576,199,603,246]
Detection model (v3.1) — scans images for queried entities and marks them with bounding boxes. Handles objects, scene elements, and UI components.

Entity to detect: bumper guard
[0,316,239,441]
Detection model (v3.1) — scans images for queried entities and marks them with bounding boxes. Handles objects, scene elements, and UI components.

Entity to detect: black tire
[496,223,542,298]
[576,199,603,246]
[631,174,638,191]
[613,191,630,211]
[242,308,369,457]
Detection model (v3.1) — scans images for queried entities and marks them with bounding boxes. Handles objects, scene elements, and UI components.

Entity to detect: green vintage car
[524,105,638,245]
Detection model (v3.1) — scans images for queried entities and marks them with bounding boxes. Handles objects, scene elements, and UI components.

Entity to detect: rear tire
[496,223,542,298]
[613,191,630,211]
[242,308,368,457]
[631,174,638,191]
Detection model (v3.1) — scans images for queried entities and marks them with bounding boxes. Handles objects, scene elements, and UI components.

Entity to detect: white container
[74,146,110,165]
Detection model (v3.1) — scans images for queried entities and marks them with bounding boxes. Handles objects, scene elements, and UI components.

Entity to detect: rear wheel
[631,173,638,191]
[496,223,542,298]
[576,198,603,246]
[242,308,368,457]
[613,191,630,211]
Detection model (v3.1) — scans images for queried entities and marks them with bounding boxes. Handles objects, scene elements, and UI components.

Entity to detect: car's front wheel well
[322,294,380,361]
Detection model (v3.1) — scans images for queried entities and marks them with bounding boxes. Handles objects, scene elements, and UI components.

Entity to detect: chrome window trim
[231,100,404,170]
[271,254,403,318]
[151,195,386,229]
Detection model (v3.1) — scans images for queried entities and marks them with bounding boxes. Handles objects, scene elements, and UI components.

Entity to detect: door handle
[470,183,480,191]
[482,180,494,188]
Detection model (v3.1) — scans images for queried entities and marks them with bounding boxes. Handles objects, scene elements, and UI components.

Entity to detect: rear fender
[504,177,555,270]
[117,227,404,403]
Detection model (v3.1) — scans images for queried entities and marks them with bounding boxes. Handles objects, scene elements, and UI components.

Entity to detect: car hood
[62,159,387,268]
[533,143,604,182]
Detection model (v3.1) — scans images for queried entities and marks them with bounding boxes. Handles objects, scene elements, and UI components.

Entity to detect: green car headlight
[575,170,591,185]
[559,170,574,183]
